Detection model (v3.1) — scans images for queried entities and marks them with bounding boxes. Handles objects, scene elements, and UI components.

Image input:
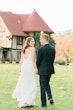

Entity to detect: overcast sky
[0,0,73,34]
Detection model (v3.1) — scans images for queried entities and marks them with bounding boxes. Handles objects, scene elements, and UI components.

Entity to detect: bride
[12,37,38,108]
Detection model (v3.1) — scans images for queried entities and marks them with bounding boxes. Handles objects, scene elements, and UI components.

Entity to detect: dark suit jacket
[36,44,55,75]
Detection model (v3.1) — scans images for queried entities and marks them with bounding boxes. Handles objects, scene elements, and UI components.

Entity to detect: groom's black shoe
[48,98,54,105]
[49,99,54,105]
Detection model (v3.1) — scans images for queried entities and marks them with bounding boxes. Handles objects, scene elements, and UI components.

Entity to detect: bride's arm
[32,47,38,74]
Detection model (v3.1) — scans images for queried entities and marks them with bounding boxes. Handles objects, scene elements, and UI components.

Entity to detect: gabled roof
[23,10,54,33]
[0,10,54,37]
[0,11,28,37]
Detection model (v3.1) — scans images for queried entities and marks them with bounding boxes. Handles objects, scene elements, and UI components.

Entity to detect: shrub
[14,59,20,63]
[12,59,20,63]
[12,61,16,64]
[55,59,65,65]
[5,61,10,64]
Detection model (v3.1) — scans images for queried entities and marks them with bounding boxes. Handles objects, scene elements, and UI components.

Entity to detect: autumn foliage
[52,31,73,64]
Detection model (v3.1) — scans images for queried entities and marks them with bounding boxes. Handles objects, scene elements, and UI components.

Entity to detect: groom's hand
[36,72,38,75]
[35,69,39,75]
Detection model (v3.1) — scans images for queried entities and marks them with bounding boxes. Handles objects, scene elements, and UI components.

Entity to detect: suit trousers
[39,75,52,106]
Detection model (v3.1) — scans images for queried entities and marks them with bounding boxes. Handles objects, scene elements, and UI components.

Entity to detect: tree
[32,32,40,54]
[32,32,56,54]
[49,36,56,47]
[53,30,73,65]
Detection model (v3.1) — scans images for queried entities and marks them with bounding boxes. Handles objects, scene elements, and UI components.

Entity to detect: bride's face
[29,38,35,47]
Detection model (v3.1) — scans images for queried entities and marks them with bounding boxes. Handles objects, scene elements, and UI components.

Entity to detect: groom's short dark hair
[41,33,49,41]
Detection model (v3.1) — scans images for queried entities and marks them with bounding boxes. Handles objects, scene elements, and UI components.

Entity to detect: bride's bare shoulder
[25,47,35,54]
[29,47,35,51]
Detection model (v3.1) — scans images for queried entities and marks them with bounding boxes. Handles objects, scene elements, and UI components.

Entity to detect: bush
[55,59,65,65]
[12,61,16,64]
[5,61,10,64]
[13,59,20,63]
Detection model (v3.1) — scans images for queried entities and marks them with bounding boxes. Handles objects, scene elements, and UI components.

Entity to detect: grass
[0,64,73,110]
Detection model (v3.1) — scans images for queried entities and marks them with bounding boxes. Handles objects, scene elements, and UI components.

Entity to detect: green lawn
[0,64,73,110]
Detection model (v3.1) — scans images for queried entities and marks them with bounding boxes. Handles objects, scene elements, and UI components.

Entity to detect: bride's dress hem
[18,102,36,108]
[12,96,36,108]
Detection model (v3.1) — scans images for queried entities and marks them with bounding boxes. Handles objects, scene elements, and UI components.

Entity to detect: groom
[36,33,55,107]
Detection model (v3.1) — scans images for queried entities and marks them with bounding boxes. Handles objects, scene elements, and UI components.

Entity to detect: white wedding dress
[12,52,37,107]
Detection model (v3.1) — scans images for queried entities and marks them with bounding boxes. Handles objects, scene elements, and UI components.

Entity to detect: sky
[0,0,73,34]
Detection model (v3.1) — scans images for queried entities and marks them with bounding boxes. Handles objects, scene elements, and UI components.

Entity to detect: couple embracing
[12,33,55,109]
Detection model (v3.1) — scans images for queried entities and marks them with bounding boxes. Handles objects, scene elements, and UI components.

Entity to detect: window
[17,51,21,59]
[17,37,23,45]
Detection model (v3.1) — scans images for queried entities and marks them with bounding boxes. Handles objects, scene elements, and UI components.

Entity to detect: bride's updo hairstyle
[22,37,33,53]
